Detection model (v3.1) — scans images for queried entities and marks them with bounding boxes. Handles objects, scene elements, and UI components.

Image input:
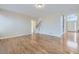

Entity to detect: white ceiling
[0,4,79,18]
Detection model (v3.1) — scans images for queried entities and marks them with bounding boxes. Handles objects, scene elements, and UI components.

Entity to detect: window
[67,14,77,21]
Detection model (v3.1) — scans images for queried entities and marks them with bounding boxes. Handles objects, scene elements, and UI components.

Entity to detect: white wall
[0,10,32,39]
[0,10,64,38]
[36,14,63,37]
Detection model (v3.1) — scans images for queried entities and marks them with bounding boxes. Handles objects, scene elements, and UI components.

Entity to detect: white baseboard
[0,33,31,39]
[0,32,64,39]
[38,32,64,38]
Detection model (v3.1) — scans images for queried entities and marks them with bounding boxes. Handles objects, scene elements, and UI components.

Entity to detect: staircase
[31,19,42,41]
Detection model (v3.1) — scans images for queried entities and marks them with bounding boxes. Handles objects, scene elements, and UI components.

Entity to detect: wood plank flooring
[0,33,79,54]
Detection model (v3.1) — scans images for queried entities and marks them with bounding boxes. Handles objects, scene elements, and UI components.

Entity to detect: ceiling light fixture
[35,4,45,8]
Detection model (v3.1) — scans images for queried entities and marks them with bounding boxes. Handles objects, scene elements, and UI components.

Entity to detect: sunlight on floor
[67,32,78,49]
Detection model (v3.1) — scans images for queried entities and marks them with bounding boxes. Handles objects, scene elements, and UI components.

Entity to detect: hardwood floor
[63,32,79,54]
[0,33,79,54]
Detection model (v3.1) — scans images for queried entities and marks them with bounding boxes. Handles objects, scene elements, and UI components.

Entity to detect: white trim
[0,32,64,39]
[0,33,31,39]
[38,32,64,38]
